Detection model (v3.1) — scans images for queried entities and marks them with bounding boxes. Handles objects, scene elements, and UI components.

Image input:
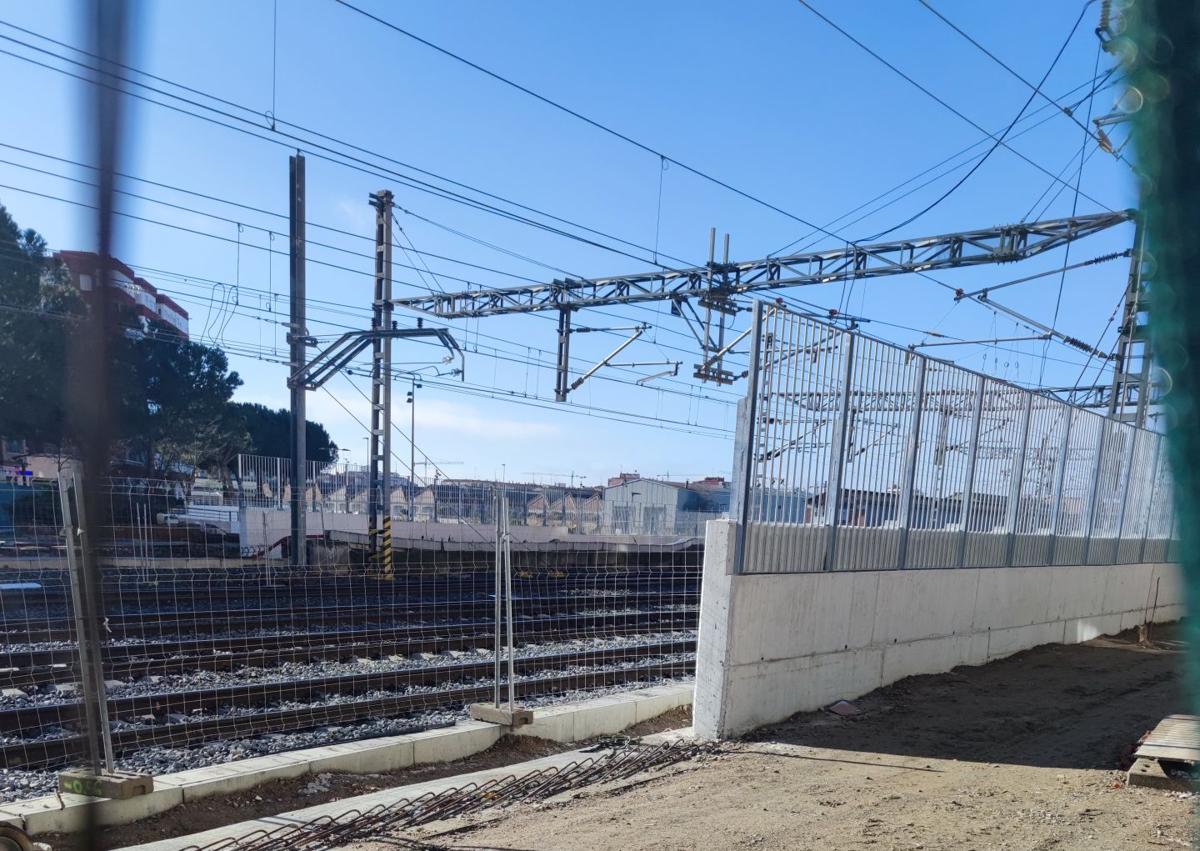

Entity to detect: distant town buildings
[54,251,189,340]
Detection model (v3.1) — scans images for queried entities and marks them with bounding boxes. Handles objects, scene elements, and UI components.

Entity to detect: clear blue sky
[0,0,1137,483]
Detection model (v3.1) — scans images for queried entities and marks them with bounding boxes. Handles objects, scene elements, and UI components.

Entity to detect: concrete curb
[118,746,612,851]
[0,682,694,836]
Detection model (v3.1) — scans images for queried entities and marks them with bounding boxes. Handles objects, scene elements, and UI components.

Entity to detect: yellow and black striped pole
[382,514,394,580]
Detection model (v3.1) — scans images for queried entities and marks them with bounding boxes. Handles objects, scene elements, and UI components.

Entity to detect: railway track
[2,591,698,642]
[0,643,696,769]
[0,608,698,688]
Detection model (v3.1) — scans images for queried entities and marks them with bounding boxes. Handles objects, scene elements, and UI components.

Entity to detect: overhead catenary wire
[825,0,1096,240]
[0,22,697,271]
[0,21,1129,371]
[794,0,1114,214]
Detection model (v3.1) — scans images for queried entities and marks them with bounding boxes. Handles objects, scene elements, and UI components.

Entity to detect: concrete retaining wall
[694,519,1184,740]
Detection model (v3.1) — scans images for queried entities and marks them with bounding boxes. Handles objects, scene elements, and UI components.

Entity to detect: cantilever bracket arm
[289,327,462,390]
[567,324,647,395]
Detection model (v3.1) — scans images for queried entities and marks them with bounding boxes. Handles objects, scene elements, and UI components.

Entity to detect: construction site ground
[341,626,1195,851]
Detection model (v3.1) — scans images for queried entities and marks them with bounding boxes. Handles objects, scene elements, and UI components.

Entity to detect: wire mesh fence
[736,301,1177,573]
[0,469,705,803]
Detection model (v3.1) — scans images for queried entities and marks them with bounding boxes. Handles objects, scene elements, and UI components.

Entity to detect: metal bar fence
[736,303,1176,574]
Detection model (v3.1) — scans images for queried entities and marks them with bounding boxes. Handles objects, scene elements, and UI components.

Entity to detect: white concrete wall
[694,519,1184,740]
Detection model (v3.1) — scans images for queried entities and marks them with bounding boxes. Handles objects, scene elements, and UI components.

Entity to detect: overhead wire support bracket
[289,327,462,390]
[390,211,1134,318]
[567,324,648,395]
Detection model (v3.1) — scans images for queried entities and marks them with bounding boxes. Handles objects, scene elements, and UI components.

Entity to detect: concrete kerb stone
[114,747,616,851]
[8,684,695,837]
[409,722,502,765]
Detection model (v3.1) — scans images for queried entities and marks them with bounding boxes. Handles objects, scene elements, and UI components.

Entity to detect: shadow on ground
[743,626,1184,771]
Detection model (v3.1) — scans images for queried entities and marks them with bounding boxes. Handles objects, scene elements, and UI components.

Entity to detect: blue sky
[0,0,1137,483]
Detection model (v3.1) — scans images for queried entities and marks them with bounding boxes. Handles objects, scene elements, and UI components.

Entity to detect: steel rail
[0,653,695,768]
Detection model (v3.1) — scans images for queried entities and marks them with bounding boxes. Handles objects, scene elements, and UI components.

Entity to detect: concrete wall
[694,519,1184,739]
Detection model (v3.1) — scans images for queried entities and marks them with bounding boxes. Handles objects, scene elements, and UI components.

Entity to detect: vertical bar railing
[732,302,1172,575]
[1046,408,1074,566]
[1082,417,1110,564]
[1139,434,1163,564]
[734,300,764,574]
[823,332,856,571]
[957,375,986,567]
[1004,395,1034,567]
[1112,426,1139,564]
[896,356,928,569]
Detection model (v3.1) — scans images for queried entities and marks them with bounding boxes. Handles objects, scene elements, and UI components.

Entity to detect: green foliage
[0,205,84,451]
[0,205,335,474]
[117,332,246,472]
[231,402,339,468]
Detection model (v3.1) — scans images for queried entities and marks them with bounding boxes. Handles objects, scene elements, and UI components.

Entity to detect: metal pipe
[824,332,857,571]
[896,356,928,569]
[957,375,986,567]
[734,301,764,573]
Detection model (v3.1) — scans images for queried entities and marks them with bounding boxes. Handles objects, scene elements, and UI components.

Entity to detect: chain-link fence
[0,470,705,803]
[735,301,1176,573]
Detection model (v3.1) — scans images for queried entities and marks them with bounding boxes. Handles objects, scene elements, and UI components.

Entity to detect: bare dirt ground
[345,627,1195,851]
[58,708,691,851]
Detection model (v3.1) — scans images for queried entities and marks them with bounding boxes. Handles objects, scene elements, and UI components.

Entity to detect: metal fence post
[824,332,857,571]
[58,469,115,774]
[492,487,502,708]
[957,375,986,568]
[1004,395,1034,567]
[1113,426,1139,564]
[1139,434,1163,563]
[896,356,928,569]
[1082,417,1110,564]
[1046,409,1074,566]
[502,493,515,711]
[734,300,764,574]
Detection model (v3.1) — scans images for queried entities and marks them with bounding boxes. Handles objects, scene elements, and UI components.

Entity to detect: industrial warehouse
[0,1,1194,850]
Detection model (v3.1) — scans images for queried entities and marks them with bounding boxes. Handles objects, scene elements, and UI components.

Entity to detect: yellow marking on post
[382,515,394,580]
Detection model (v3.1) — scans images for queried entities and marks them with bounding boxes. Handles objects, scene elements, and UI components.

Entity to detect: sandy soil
[345,628,1195,851]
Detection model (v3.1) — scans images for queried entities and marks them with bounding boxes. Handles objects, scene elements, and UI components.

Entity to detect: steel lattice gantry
[391,209,1136,399]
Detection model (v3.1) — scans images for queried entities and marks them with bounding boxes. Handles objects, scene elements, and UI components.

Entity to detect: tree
[231,402,338,468]
[116,331,245,473]
[0,205,84,452]
[0,205,336,478]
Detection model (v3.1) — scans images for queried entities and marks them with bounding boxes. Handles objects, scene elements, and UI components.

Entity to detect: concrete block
[409,722,501,765]
[59,768,152,799]
[468,703,533,726]
[171,753,309,802]
[303,738,415,774]
[973,567,1052,631]
[1102,563,1155,615]
[984,620,1064,661]
[1045,564,1108,622]
[517,704,576,742]
[4,794,96,835]
[720,648,883,738]
[871,568,978,644]
[570,695,638,741]
[880,634,975,686]
[629,691,675,724]
[1062,613,1122,643]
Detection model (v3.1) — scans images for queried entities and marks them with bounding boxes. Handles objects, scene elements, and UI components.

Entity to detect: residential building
[55,251,189,339]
